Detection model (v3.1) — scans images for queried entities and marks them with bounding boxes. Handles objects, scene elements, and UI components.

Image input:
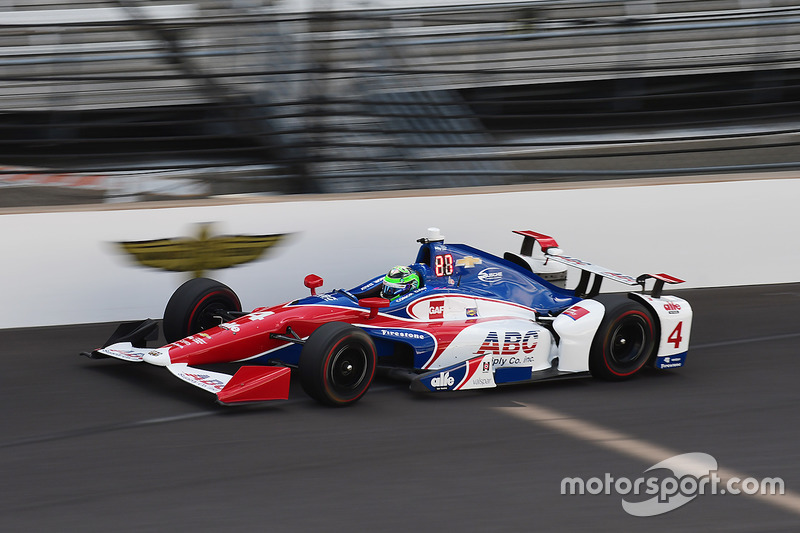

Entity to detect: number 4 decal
[668,322,684,349]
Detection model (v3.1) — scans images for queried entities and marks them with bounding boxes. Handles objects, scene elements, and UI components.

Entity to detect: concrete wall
[2,174,798,329]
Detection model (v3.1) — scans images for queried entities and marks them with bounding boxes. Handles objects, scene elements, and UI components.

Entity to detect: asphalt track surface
[2,283,800,532]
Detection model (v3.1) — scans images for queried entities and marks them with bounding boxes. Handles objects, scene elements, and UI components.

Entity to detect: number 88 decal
[435,254,454,277]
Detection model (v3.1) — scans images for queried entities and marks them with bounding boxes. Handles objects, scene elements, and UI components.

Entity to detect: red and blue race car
[83,228,692,406]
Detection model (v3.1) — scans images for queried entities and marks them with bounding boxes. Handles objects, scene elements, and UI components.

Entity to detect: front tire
[163,278,242,343]
[299,322,377,406]
[589,295,656,380]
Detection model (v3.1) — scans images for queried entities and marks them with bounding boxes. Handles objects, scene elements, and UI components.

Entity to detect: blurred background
[1,0,799,206]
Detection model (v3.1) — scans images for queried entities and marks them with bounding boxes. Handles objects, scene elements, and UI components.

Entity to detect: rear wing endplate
[513,230,684,298]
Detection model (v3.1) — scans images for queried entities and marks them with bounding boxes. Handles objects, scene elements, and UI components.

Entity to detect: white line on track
[496,402,800,516]
[690,332,800,350]
[0,385,398,449]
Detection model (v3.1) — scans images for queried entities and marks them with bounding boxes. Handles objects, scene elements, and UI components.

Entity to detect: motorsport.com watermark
[560,452,785,516]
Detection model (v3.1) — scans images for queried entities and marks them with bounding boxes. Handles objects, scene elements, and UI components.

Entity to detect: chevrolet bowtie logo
[118,223,289,278]
[456,256,482,268]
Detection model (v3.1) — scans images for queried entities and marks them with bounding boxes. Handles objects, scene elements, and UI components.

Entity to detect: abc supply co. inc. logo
[561,453,784,516]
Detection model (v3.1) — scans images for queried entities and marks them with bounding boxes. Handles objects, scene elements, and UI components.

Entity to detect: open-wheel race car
[83,228,693,407]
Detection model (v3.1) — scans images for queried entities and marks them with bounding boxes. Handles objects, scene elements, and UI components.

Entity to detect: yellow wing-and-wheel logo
[118,223,289,278]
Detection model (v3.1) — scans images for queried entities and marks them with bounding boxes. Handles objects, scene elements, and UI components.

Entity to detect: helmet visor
[381,280,409,299]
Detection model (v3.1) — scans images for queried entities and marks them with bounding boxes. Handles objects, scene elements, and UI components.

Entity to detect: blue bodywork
[294,240,580,316]
[282,240,582,370]
[409,241,580,315]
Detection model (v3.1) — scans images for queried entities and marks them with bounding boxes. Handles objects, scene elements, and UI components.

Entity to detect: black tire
[589,295,657,381]
[163,278,242,343]
[299,322,377,407]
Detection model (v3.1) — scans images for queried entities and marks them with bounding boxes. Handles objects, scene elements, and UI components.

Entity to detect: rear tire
[163,278,242,343]
[589,295,656,380]
[299,322,377,406]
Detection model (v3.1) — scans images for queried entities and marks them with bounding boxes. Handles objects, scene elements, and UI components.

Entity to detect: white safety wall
[2,176,798,329]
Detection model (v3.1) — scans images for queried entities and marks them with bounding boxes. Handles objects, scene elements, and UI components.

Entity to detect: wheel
[299,322,377,407]
[163,278,242,343]
[589,294,657,380]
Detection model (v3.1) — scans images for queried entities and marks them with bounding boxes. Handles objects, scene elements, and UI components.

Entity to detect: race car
[82,228,692,407]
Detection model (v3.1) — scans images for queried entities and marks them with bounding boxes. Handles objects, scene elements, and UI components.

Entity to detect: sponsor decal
[118,222,289,278]
[471,377,492,386]
[106,348,141,358]
[181,372,226,392]
[562,306,590,321]
[482,361,490,372]
[466,307,478,318]
[656,353,687,369]
[475,331,539,357]
[219,323,240,334]
[478,267,503,284]
[359,280,380,291]
[664,302,682,314]
[394,288,422,304]
[379,329,427,340]
[456,256,483,268]
[557,255,592,268]
[429,300,445,320]
[601,271,638,284]
[431,371,455,389]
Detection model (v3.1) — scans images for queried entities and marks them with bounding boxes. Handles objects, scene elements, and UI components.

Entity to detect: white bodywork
[632,294,693,368]
[552,299,607,373]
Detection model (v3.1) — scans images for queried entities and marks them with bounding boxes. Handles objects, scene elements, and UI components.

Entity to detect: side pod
[410,355,496,392]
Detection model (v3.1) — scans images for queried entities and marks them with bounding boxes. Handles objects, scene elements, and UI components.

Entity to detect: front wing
[88,342,291,404]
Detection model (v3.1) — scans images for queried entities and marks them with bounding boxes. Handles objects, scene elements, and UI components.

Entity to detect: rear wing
[512,230,684,298]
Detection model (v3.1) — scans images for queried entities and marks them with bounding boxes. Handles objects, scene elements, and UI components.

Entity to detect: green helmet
[381,266,421,300]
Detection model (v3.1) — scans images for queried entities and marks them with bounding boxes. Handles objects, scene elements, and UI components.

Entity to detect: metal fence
[1,0,800,202]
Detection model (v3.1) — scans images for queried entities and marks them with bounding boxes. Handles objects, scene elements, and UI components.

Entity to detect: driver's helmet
[381,266,421,300]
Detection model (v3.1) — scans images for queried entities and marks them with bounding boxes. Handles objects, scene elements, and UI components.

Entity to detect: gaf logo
[431,371,455,389]
[429,300,445,319]
[478,268,503,284]
[664,302,682,313]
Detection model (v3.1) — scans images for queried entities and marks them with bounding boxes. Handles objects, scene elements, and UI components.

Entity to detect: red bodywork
[163,303,373,366]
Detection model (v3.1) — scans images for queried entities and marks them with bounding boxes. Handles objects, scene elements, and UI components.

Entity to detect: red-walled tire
[299,322,377,407]
[163,278,242,343]
[589,295,657,380]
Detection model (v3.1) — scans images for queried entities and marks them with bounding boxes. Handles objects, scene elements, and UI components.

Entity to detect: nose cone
[143,347,171,366]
